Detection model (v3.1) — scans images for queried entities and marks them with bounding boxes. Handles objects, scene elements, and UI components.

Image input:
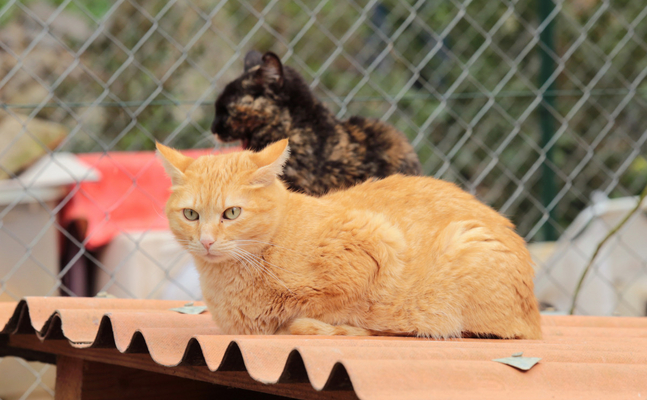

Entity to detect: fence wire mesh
[1,0,647,397]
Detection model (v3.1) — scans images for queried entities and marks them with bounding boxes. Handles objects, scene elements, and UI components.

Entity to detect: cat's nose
[201,238,215,250]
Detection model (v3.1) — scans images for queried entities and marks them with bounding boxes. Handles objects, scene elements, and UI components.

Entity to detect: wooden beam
[8,335,357,400]
[0,334,56,364]
[78,360,285,400]
[55,356,83,400]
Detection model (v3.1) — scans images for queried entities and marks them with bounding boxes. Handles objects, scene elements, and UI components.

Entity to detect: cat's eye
[183,209,199,221]
[223,207,241,220]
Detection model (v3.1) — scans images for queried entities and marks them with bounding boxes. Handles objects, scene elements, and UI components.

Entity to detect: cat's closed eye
[183,208,199,221]
[223,207,241,220]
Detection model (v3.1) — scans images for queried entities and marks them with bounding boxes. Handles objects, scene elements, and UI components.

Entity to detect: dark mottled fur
[211,51,422,196]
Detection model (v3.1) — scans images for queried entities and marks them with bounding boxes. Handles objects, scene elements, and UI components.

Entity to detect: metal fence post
[538,0,558,241]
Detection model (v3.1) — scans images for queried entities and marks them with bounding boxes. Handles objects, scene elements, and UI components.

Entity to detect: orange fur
[157,140,542,339]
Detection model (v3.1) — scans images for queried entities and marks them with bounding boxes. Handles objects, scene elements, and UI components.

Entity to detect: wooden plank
[80,360,287,400]
[8,335,357,400]
[55,356,84,400]
[0,334,56,364]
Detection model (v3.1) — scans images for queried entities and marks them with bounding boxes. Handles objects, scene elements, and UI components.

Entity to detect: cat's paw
[285,318,372,336]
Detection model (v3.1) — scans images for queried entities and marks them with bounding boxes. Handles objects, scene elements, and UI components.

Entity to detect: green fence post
[538,0,558,241]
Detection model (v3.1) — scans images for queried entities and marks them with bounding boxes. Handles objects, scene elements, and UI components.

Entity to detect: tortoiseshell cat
[211,51,422,195]
[157,139,542,339]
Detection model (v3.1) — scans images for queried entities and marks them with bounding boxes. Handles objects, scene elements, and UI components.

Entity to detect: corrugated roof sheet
[1,297,646,399]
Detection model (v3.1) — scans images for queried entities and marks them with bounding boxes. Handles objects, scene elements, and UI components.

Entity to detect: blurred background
[1,0,646,398]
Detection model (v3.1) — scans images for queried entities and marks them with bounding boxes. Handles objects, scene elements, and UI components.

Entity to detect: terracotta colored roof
[2,297,647,399]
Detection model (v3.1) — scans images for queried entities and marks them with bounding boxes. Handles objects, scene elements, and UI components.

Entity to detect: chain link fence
[1,0,647,398]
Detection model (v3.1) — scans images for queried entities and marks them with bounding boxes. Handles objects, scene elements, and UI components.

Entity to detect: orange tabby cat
[157,140,542,339]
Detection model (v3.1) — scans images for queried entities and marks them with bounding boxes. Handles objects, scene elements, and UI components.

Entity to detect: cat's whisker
[235,247,301,277]
[153,206,167,221]
[234,251,261,278]
[174,239,193,247]
[233,249,275,282]
[232,248,293,293]
[233,248,277,279]
[235,252,295,295]
[234,239,314,259]
[228,251,252,275]
[234,246,300,274]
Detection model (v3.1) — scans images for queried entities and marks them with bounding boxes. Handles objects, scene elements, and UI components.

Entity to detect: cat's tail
[283,318,373,336]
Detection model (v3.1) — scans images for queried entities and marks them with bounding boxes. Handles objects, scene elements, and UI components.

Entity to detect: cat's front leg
[278,318,373,336]
[288,210,407,334]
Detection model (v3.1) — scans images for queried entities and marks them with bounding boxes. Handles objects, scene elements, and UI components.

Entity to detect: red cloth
[62,148,236,250]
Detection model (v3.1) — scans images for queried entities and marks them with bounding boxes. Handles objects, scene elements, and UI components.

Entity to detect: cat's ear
[248,139,290,187]
[259,52,284,88]
[244,50,263,72]
[156,142,194,186]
